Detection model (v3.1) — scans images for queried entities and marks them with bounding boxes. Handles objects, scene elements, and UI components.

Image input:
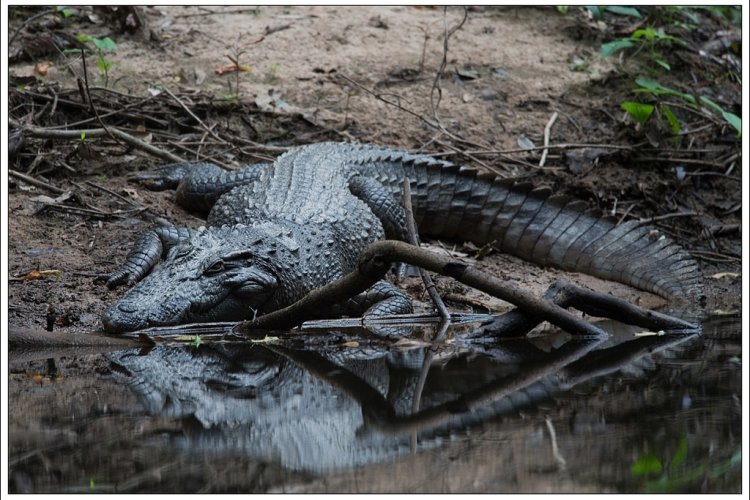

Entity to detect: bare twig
[428,142,640,157]
[80,48,128,150]
[338,73,439,130]
[429,6,468,120]
[45,94,159,129]
[639,211,699,224]
[545,417,567,471]
[9,169,66,194]
[20,124,184,163]
[634,156,730,169]
[164,87,229,145]
[402,179,451,328]
[434,139,506,177]
[84,180,143,209]
[690,250,741,263]
[539,111,558,167]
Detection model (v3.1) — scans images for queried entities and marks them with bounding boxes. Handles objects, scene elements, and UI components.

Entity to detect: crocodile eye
[204,260,225,275]
[169,245,192,260]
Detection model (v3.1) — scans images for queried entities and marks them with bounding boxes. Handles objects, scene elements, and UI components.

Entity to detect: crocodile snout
[101,302,150,333]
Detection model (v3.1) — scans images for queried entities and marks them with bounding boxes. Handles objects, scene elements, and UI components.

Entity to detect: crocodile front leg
[105,226,194,288]
[326,280,414,319]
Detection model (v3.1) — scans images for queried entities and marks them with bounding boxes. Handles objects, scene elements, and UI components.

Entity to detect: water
[7,316,741,493]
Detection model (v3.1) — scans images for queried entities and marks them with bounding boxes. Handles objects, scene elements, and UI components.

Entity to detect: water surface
[7,316,741,493]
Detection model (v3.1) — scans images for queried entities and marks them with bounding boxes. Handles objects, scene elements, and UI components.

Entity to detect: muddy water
[7,316,741,493]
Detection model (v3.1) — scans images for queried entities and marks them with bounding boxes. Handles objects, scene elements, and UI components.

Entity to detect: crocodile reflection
[107,328,699,473]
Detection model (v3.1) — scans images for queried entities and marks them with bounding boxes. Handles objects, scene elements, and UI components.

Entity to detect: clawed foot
[95,270,137,289]
[127,162,195,191]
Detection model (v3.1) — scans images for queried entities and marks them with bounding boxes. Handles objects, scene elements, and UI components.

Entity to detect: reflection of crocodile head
[109,344,435,472]
[107,329,699,473]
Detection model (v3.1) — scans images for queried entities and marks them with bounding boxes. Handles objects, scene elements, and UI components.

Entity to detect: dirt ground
[7,5,742,334]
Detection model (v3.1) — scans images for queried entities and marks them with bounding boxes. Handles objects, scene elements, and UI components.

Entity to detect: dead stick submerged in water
[8,327,144,348]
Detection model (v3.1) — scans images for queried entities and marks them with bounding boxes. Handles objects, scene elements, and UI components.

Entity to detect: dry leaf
[34,62,50,76]
[214,63,252,75]
[19,269,63,281]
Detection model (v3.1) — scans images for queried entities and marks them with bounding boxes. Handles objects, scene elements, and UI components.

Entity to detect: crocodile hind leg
[348,174,419,278]
[348,175,411,242]
[131,161,271,214]
[105,226,194,288]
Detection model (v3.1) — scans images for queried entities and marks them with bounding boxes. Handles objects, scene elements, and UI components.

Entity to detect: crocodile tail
[355,148,703,300]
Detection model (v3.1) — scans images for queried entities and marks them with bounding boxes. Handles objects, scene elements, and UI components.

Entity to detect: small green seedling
[75,35,118,87]
[623,78,741,138]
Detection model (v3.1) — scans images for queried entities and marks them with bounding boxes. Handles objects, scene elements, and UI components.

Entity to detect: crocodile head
[102,226,286,333]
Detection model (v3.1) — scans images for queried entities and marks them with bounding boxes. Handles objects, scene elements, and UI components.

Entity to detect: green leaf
[699,96,725,114]
[80,131,86,141]
[722,112,742,137]
[631,27,656,40]
[700,97,742,136]
[556,6,569,14]
[75,34,93,43]
[632,454,663,476]
[660,104,680,136]
[601,39,635,57]
[92,36,117,52]
[654,59,671,71]
[668,6,701,24]
[621,101,655,125]
[633,78,696,104]
[586,6,602,19]
[605,6,642,18]
[669,435,688,471]
[97,58,113,73]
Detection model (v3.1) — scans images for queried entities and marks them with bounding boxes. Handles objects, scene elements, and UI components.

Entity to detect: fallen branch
[8,327,143,349]
[19,124,184,163]
[239,240,696,338]
[9,169,66,194]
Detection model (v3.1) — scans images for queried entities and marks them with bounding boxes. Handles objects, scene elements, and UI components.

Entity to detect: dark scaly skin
[102,142,702,333]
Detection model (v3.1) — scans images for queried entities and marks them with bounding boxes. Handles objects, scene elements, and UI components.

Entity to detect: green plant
[587,6,642,19]
[601,26,684,71]
[74,35,118,87]
[56,6,75,18]
[632,436,741,493]
[621,78,741,138]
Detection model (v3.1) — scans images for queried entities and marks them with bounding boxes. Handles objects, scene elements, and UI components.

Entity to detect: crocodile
[102,142,702,333]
